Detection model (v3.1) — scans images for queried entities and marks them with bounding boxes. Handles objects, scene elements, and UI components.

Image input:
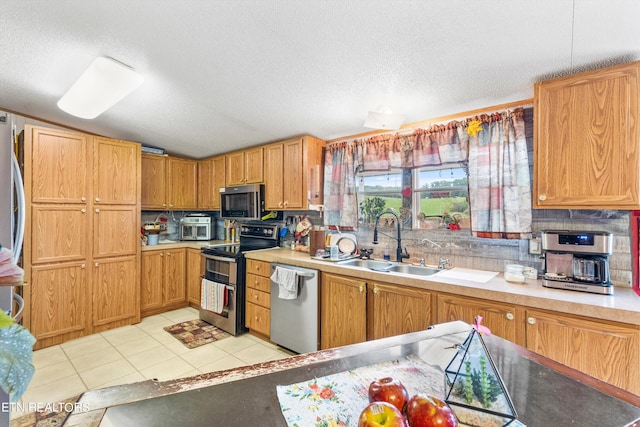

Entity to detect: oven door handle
[202,253,237,263]
[200,275,236,290]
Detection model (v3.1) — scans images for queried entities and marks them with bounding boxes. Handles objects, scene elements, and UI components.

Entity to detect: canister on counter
[309,228,326,257]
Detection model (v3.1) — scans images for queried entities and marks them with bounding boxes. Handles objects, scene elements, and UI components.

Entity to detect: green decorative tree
[360,196,386,224]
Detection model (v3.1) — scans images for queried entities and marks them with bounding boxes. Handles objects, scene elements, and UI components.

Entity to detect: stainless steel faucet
[372,209,410,263]
[438,257,452,270]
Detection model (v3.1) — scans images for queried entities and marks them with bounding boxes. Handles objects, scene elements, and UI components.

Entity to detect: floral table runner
[276,354,442,427]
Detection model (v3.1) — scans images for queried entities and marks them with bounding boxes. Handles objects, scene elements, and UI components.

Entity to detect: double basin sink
[335,258,439,277]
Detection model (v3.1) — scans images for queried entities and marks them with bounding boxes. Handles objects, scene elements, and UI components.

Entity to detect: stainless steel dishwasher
[270,263,319,354]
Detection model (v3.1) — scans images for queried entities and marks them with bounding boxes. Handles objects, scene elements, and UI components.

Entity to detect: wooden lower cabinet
[245,259,271,337]
[92,256,139,331]
[321,273,367,349]
[436,293,520,343]
[525,308,640,395]
[140,248,187,317]
[186,248,203,308]
[30,262,89,348]
[369,281,432,341]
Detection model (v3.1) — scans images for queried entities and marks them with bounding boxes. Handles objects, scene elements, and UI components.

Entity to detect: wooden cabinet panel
[247,288,270,308]
[534,61,640,209]
[92,256,138,328]
[226,148,263,185]
[31,205,88,264]
[246,259,270,277]
[165,249,187,306]
[94,137,139,205]
[246,273,270,293]
[320,273,367,349]
[28,127,90,204]
[167,157,197,209]
[211,156,225,210]
[30,262,88,345]
[436,293,519,343]
[264,136,325,210]
[140,251,164,313]
[264,144,284,210]
[186,248,203,307]
[244,147,264,184]
[525,309,640,395]
[282,138,304,209]
[141,154,167,209]
[369,282,431,341]
[93,205,138,258]
[246,302,270,336]
[225,151,245,186]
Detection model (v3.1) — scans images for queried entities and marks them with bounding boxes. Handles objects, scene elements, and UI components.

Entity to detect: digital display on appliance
[558,234,594,246]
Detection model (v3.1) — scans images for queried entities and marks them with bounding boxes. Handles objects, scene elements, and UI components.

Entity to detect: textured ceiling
[0,0,639,158]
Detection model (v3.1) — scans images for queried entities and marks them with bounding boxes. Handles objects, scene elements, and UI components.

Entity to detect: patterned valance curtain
[467,108,532,238]
[323,106,532,237]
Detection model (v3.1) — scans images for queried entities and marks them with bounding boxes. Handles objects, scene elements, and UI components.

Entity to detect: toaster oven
[179,214,213,241]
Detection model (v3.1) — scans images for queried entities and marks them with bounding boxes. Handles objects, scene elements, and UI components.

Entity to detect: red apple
[406,394,458,427]
[358,401,409,427]
[368,377,409,412]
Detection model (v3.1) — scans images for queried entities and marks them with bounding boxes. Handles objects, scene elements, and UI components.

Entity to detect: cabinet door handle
[527,317,536,325]
[162,203,167,207]
[94,262,99,267]
[538,194,547,201]
[81,264,86,269]
[372,286,379,295]
[81,208,86,213]
[160,253,164,257]
[283,201,288,208]
[505,312,514,320]
[81,196,86,202]
[359,284,365,293]
[95,197,100,203]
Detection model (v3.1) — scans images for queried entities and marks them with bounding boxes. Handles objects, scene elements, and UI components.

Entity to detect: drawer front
[246,302,270,336]
[246,273,271,293]
[246,259,270,277]
[247,288,270,309]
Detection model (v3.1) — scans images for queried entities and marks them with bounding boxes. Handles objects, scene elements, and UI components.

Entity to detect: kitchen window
[357,165,469,229]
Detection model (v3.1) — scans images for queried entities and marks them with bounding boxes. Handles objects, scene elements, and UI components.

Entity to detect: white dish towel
[201,278,227,314]
[271,266,299,300]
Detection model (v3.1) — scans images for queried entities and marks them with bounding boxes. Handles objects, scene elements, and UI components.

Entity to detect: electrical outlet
[529,237,541,255]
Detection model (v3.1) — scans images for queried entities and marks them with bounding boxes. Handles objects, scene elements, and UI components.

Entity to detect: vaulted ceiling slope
[0,1,639,158]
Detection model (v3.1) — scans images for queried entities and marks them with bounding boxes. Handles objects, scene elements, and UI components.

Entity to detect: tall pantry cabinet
[23,126,141,349]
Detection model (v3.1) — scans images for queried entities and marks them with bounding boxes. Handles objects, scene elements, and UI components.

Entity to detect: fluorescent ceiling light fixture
[57,57,144,119]
[363,105,405,130]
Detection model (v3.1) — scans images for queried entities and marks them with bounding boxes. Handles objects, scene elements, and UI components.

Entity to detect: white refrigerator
[0,111,25,317]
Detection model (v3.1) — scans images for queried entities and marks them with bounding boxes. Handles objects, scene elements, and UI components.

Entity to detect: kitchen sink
[387,264,439,276]
[336,258,394,271]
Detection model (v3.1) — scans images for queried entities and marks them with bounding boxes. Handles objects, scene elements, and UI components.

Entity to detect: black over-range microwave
[220,184,265,221]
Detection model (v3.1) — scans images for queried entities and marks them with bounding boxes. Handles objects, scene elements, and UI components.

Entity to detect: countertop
[140,239,228,251]
[245,248,640,326]
[63,321,640,426]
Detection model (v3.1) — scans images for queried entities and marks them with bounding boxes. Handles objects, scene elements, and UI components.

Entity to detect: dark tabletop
[71,322,640,427]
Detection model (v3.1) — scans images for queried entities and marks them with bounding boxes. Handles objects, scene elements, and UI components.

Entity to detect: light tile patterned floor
[10,307,295,420]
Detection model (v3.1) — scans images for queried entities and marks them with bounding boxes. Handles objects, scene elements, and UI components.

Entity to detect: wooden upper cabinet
[225,147,263,186]
[264,144,284,209]
[197,155,225,210]
[265,136,325,210]
[27,126,91,204]
[94,137,140,205]
[141,154,197,210]
[141,154,167,209]
[534,60,640,209]
[167,157,197,209]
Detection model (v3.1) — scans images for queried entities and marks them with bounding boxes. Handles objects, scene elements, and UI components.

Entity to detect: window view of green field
[358,167,469,229]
